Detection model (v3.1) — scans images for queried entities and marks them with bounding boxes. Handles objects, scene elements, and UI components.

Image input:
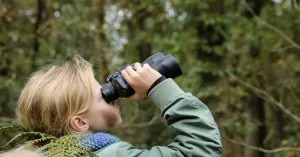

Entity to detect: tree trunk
[270,107,285,147]
[136,12,151,61]
[244,92,266,157]
[263,60,286,151]
[242,2,272,156]
[0,0,14,118]
[207,0,224,13]
[243,0,273,18]
[196,0,225,82]
[125,2,152,62]
[92,0,110,83]
[32,0,45,70]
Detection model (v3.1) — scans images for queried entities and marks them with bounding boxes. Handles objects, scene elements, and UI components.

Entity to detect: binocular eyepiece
[101,52,182,103]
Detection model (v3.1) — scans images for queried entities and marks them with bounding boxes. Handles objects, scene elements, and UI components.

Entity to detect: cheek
[103,106,121,127]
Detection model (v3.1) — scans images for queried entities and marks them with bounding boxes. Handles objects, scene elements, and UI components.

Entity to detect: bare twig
[271,45,298,53]
[263,128,275,146]
[242,0,300,50]
[227,71,300,124]
[224,133,300,153]
[289,88,300,105]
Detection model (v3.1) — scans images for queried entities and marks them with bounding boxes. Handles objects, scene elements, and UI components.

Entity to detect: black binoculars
[101,52,182,103]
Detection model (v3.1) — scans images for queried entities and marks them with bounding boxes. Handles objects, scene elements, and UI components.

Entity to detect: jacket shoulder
[94,142,122,157]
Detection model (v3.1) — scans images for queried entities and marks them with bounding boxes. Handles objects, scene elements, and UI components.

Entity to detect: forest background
[1,0,300,157]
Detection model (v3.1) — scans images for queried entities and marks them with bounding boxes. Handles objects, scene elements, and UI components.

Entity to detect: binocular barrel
[101,52,182,103]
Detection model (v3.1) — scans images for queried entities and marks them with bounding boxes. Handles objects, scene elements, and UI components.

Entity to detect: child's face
[85,80,122,132]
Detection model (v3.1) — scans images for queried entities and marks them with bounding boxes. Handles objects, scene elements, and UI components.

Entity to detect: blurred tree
[32,0,46,70]
[1,0,300,157]
[92,0,110,82]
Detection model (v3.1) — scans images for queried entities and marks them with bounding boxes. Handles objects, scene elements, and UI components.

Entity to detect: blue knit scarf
[80,132,120,152]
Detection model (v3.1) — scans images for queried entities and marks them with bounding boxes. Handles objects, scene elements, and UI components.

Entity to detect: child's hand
[121,62,162,100]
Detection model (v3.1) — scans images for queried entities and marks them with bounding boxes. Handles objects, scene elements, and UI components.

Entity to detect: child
[16,56,222,157]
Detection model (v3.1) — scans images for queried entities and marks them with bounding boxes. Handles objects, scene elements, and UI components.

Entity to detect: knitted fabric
[80,132,120,152]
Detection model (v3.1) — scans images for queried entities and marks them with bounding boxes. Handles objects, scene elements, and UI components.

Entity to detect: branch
[242,0,300,50]
[270,45,298,53]
[227,71,300,124]
[224,133,300,153]
[289,88,300,105]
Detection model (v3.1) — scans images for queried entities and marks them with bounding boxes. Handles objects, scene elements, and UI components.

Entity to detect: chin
[116,117,123,125]
[110,117,123,128]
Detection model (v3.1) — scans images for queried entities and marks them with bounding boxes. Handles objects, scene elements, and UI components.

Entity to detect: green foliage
[0,125,93,157]
[0,125,29,134]
[40,135,92,157]
[1,0,300,156]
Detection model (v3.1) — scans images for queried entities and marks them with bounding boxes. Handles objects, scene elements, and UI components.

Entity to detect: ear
[70,116,89,132]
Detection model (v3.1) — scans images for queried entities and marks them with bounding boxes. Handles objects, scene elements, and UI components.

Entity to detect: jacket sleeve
[95,79,222,157]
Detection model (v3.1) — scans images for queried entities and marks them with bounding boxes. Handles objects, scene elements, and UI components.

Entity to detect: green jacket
[95,79,222,157]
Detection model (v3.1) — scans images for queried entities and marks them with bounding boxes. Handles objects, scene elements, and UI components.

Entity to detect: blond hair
[16,56,95,137]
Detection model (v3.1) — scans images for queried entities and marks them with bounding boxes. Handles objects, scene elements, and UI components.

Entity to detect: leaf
[3,132,52,148]
[0,125,29,134]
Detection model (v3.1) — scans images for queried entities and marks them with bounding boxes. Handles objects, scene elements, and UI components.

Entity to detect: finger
[125,66,137,77]
[144,63,161,77]
[143,63,152,71]
[121,70,132,84]
[134,62,142,72]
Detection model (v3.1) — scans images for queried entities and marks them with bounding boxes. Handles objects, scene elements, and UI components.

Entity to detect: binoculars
[101,52,182,103]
